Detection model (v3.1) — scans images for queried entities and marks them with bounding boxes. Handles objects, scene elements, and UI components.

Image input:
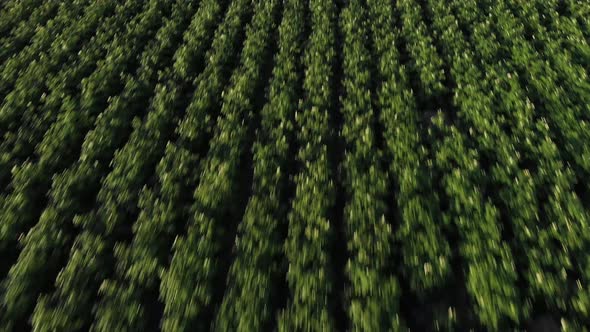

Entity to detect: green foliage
[0,1,60,70]
[276,0,338,330]
[0,0,118,186]
[1,0,589,330]
[212,0,304,330]
[340,0,404,330]
[425,0,524,327]
[1,0,182,329]
[159,1,279,330]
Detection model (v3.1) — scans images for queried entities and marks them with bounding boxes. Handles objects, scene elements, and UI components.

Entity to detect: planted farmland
[0,0,589,330]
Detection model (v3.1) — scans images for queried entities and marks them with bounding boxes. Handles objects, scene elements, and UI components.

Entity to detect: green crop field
[0,0,589,330]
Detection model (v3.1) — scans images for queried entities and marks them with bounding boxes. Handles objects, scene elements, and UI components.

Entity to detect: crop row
[0,0,589,330]
[213,0,305,330]
[158,0,279,330]
[1,0,181,329]
[340,0,405,329]
[90,0,229,330]
[277,0,338,329]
